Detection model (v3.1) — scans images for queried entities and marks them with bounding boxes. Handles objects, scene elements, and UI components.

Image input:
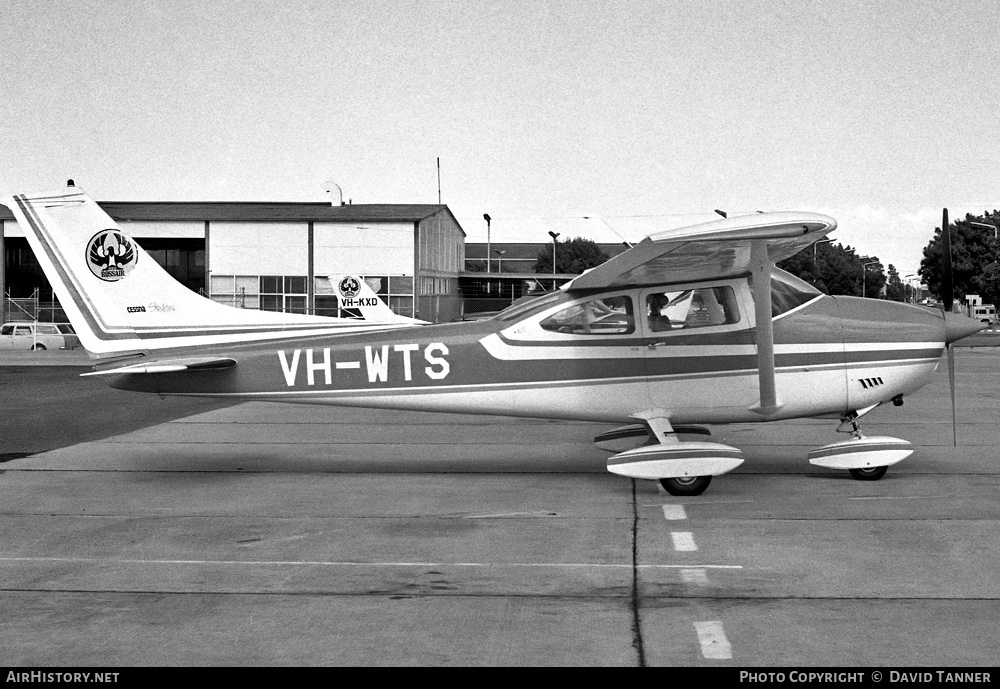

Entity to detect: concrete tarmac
[0,347,998,666]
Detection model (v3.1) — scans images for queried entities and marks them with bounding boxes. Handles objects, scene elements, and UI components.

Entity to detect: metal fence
[459,297,515,317]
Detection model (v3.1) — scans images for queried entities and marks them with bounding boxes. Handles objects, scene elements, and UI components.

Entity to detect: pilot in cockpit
[648,293,673,332]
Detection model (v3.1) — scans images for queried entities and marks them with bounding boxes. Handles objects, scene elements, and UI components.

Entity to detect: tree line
[525,234,910,302]
[522,211,1000,307]
[919,211,1000,307]
[778,210,999,305]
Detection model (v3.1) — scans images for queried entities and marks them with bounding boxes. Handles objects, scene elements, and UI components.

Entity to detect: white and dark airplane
[4,184,984,495]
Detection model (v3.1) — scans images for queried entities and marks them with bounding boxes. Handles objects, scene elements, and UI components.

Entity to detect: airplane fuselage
[107,286,947,425]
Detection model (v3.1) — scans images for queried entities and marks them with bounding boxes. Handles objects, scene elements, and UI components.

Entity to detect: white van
[0,322,80,350]
[971,304,996,325]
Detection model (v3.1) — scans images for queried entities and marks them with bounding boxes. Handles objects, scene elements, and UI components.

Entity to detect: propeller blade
[941,208,953,313]
[948,343,957,447]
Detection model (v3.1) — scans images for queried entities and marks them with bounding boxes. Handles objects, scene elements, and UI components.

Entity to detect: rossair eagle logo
[338,276,361,298]
[87,230,137,282]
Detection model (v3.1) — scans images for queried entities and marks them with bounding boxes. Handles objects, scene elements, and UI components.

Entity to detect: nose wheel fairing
[807,409,913,474]
[807,436,913,471]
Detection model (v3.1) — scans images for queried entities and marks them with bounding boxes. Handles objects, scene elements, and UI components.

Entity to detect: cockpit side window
[540,295,635,335]
[646,286,740,332]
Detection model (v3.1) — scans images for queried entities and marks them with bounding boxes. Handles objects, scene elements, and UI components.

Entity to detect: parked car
[0,322,80,350]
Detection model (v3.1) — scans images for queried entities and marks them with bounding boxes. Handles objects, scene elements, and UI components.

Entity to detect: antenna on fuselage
[583,216,634,249]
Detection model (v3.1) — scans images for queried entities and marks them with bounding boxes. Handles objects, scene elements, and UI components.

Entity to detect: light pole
[493,249,506,274]
[970,221,998,240]
[548,231,560,276]
[970,221,999,314]
[813,237,832,261]
[483,214,492,273]
[862,260,879,298]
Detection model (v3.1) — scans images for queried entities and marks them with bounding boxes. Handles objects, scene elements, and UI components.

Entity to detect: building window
[208,273,415,317]
[135,238,205,293]
[420,276,452,295]
[259,275,307,313]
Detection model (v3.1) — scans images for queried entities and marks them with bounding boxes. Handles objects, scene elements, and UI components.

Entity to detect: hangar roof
[1,201,464,234]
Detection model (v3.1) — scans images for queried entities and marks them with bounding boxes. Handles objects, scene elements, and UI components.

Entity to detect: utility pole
[862,261,879,298]
[484,214,492,274]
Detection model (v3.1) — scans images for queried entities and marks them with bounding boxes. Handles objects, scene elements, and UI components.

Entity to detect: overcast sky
[2,0,998,277]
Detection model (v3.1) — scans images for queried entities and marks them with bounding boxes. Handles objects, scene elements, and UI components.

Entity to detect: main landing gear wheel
[659,475,712,496]
[848,466,888,481]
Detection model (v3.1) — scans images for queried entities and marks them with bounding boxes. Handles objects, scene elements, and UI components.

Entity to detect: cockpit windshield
[770,268,822,317]
[496,292,563,321]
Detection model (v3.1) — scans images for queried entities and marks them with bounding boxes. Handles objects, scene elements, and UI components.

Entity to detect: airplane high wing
[2,184,986,497]
[567,211,836,290]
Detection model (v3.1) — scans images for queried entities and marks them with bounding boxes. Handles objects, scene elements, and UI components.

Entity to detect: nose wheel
[848,466,888,481]
[659,475,712,496]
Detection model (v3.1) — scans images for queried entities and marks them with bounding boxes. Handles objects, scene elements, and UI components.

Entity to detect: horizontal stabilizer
[594,424,651,452]
[607,442,744,480]
[807,436,913,470]
[81,357,237,377]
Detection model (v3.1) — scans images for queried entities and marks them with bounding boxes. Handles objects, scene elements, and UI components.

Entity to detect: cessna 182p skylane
[5,184,985,496]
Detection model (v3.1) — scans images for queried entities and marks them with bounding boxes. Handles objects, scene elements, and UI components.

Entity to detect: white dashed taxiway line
[661,504,687,520]
[693,620,733,659]
[671,531,698,551]
[680,567,709,586]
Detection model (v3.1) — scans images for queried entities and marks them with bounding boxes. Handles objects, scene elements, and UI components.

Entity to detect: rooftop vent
[322,180,345,206]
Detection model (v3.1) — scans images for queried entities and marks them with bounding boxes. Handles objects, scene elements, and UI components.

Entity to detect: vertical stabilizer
[4,186,423,356]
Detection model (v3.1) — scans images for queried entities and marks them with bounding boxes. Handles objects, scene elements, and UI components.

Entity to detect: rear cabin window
[540,295,635,335]
[770,269,822,317]
[646,286,740,332]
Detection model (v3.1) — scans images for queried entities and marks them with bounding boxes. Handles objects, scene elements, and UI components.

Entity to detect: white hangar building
[1,198,466,323]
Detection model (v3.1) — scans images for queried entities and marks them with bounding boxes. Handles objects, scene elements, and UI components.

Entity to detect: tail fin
[314,275,406,322]
[4,185,424,357]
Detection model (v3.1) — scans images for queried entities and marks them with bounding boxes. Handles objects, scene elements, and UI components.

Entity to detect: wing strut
[750,239,782,416]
